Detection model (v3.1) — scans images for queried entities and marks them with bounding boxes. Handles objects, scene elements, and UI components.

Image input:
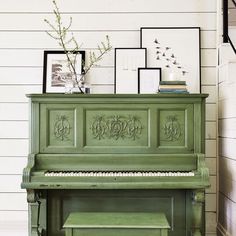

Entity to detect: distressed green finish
[21,94,209,236]
[36,94,203,154]
[63,212,170,236]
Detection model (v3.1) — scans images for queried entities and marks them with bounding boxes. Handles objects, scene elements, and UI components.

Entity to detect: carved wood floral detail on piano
[91,115,143,140]
[53,115,71,141]
[162,115,182,141]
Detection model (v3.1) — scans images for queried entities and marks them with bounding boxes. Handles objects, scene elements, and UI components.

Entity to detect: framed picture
[115,48,147,94]
[140,27,200,93]
[43,50,85,93]
[138,68,161,94]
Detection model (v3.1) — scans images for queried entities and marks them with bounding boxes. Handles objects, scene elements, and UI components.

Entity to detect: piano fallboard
[22,153,209,189]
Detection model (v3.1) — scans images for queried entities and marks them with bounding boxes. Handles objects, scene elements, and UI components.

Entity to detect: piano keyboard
[45,171,195,177]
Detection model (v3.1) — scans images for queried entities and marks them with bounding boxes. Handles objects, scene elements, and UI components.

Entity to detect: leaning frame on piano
[21,94,210,236]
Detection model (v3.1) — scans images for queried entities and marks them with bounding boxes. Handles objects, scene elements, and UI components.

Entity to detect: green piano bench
[63,212,170,236]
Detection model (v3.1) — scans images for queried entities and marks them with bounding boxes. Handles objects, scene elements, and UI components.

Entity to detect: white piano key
[44,171,195,177]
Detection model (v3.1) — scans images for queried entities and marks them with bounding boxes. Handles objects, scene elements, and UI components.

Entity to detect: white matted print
[115,48,147,94]
[138,68,161,94]
[141,27,200,93]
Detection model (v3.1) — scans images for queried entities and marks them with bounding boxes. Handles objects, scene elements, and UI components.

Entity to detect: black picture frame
[114,48,147,94]
[138,67,161,94]
[140,27,201,93]
[43,50,85,93]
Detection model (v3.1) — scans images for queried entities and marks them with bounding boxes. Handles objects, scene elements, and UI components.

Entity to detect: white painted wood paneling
[206,157,217,175]
[201,49,217,66]
[206,104,217,121]
[219,98,236,119]
[229,27,236,47]
[201,30,216,49]
[206,212,217,233]
[0,0,217,13]
[0,30,216,49]
[218,43,236,64]
[0,225,28,236]
[219,78,236,101]
[0,211,28,236]
[219,156,236,182]
[0,49,113,67]
[0,50,43,67]
[91,85,114,94]
[219,61,236,84]
[218,42,236,235]
[0,140,28,157]
[201,67,217,85]
[219,118,236,138]
[219,137,236,160]
[218,193,236,236]
[0,103,29,121]
[0,13,216,31]
[0,121,28,138]
[206,140,217,157]
[206,121,217,139]
[0,49,215,68]
[218,63,228,84]
[0,193,27,210]
[88,68,113,85]
[0,67,42,85]
[219,175,236,201]
[207,176,217,194]
[0,0,217,235]
[0,157,27,174]
[0,67,113,85]
[0,85,42,102]
[206,193,217,212]
[202,85,217,103]
[0,175,24,192]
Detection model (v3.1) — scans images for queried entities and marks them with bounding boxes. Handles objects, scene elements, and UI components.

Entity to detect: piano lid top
[27,93,208,99]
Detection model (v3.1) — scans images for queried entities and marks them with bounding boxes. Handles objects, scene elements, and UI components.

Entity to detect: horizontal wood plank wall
[0,0,217,235]
[218,58,236,236]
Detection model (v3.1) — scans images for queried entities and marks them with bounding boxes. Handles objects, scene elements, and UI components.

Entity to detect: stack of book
[158,81,188,93]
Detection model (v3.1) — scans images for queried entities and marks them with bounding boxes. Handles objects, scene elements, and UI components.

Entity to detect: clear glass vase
[64,74,90,94]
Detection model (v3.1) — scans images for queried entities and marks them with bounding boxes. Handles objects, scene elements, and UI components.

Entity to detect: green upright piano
[21,94,210,236]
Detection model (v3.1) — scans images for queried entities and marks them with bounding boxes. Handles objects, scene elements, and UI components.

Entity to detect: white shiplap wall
[0,0,217,235]
[218,44,236,236]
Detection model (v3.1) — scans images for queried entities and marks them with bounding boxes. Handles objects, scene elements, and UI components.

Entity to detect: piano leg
[27,190,47,236]
[192,189,205,236]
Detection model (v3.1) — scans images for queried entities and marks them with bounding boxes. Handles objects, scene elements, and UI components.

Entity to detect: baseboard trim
[217,223,230,236]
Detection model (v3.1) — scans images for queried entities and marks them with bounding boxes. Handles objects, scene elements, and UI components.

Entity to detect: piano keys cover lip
[22,169,210,190]
[21,180,210,190]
